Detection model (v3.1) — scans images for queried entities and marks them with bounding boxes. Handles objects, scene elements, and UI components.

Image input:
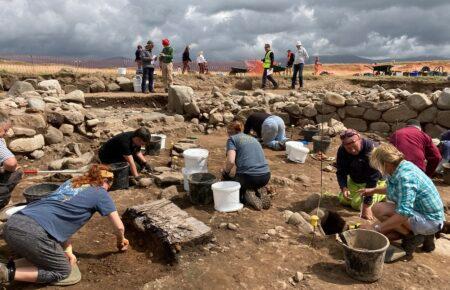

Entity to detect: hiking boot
[401,233,425,258]
[258,187,271,210]
[0,263,9,283]
[244,189,262,211]
[421,235,435,252]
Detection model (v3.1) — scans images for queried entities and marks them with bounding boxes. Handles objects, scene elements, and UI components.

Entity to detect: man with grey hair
[390,119,441,177]
[0,112,22,209]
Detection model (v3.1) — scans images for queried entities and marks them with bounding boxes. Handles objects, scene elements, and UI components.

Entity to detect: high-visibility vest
[263,50,272,69]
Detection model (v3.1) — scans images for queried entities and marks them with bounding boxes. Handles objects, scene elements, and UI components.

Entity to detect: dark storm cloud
[0,0,449,61]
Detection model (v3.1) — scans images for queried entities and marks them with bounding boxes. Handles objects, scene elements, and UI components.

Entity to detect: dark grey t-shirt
[19,186,116,243]
[226,133,270,176]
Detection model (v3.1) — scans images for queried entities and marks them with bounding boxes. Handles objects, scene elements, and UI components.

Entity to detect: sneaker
[0,263,9,283]
[401,233,425,257]
[421,235,435,252]
[244,189,262,211]
[258,187,271,210]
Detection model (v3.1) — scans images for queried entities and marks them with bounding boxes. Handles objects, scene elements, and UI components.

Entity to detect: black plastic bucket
[312,135,332,153]
[188,173,217,205]
[23,183,60,203]
[109,162,130,190]
[146,136,162,156]
[302,128,319,142]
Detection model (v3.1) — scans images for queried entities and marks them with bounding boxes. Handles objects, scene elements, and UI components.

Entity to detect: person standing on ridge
[261,44,278,90]
[182,45,192,74]
[291,41,309,89]
[159,38,174,92]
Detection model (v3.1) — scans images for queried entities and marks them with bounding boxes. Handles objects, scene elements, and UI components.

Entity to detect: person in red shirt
[390,119,442,177]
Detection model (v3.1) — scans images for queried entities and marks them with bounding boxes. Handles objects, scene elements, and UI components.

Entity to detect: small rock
[59,124,74,136]
[294,271,304,282]
[219,222,228,229]
[267,229,277,236]
[30,150,44,160]
[288,277,296,286]
[44,126,64,145]
[174,114,185,122]
[288,212,304,225]
[138,178,153,188]
[259,234,270,241]
[283,210,294,223]
[227,223,238,231]
[158,185,178,199]
[323,165,335,172]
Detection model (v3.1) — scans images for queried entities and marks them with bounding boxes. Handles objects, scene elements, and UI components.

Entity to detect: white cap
[296,41,302,46]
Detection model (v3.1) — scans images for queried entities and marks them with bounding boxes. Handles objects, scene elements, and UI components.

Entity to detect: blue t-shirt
[19,186,116,243]
[44,180,84,201]
[226,133,270,176]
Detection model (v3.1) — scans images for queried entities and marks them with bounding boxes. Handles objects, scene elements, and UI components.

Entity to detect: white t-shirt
[197,55,206,64]
[294,47,309,64]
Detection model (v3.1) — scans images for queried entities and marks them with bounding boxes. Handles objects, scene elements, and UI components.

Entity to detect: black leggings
[236,172,271,201]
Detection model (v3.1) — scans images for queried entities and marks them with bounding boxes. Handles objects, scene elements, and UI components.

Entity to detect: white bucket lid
[183,148,209,159]
[211,181,241,191]
[287,142,304,150]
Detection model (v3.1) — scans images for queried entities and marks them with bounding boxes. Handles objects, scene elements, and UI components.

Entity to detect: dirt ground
[2,125,450,290]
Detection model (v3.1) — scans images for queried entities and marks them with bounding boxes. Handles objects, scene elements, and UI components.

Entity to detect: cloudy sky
[1,0,449,61]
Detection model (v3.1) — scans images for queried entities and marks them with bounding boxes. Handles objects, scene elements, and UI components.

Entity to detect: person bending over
[99,127,153,184]
[244,112,288,151]
[360,143,445,261]
[336,129,385,220]
[2,164,129,285]
[222,121,271,210]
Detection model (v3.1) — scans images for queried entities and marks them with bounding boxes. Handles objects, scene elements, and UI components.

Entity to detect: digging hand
[117,238,129,252]
[129,176,141,186]
[144,162,155,173]
[342,188,350,199]
[65,252,77,266]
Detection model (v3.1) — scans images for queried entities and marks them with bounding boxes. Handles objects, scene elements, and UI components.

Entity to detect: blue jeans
[292,63,304,88]
[409,211,443,235]
[261,116,287,150]
[141,67,154,92]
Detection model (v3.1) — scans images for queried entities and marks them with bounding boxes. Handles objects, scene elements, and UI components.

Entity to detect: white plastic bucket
[212,181,243,212]
[153,134,166,149]
[182,167,207,192]
[118,67,127,76]
[287,142,309,163]
[285,141,302,155]
[133,75,142,93]
[183,148,209,171]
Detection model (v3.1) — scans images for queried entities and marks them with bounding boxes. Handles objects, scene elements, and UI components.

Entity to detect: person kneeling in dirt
[244,112,288,151]
[0,112,22,210]
[336,129,385,220]
[99,127,153,185]
[1,164,129,285]
[221,121,271,210]
[360,143,445,261]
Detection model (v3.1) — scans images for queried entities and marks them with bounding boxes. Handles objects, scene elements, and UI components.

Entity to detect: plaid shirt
[0,138,14,164]
[387,160,445,221]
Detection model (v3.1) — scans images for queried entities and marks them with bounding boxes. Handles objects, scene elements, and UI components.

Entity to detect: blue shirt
[19,186,116,243]
[226,133,269,176]
[387,160,445,221]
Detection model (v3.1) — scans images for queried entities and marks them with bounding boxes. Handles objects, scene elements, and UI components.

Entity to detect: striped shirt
[387,160,445,221]
[0,138,14,164]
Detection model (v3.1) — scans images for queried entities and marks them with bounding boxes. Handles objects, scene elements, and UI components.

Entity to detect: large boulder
[38,80,62,95]
[407,93,432,111]
[436,110,450,128]
[316,103,336,114]
[183,101,200,117]
[60,90,85,104]
[374,101,395,112]
[7,81,35,98]
[63,111,85,125]
[10,113,46,132]
[89,80,106,93]
[424,123,447,138]
[44,126,64,145]
[64,85,77,94]
[107,83,121,92]
[418,106,438,123]
[302,103,317,117]
[343,117,367,132]
[363,109,382,121]
[26,98,46,112]
[8,134,45,153]
[370,122,390,133]
[235,78,253,90]
[284,103,302,116]
[382,104,417,123]
[345,106,365,117]
[437,88,450,110]
[116,77,133,91]
[324,92,345,107]
[168,85,194,114]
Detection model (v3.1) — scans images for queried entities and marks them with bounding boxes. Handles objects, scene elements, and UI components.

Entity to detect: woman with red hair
[1,164,129,286]
[222,121,271,210]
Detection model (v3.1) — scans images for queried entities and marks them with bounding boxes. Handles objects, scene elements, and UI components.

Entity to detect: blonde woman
[360,143,445,261]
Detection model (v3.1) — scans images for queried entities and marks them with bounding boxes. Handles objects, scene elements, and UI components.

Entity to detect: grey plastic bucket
[188,172,216,205]
[338,229,390,282]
